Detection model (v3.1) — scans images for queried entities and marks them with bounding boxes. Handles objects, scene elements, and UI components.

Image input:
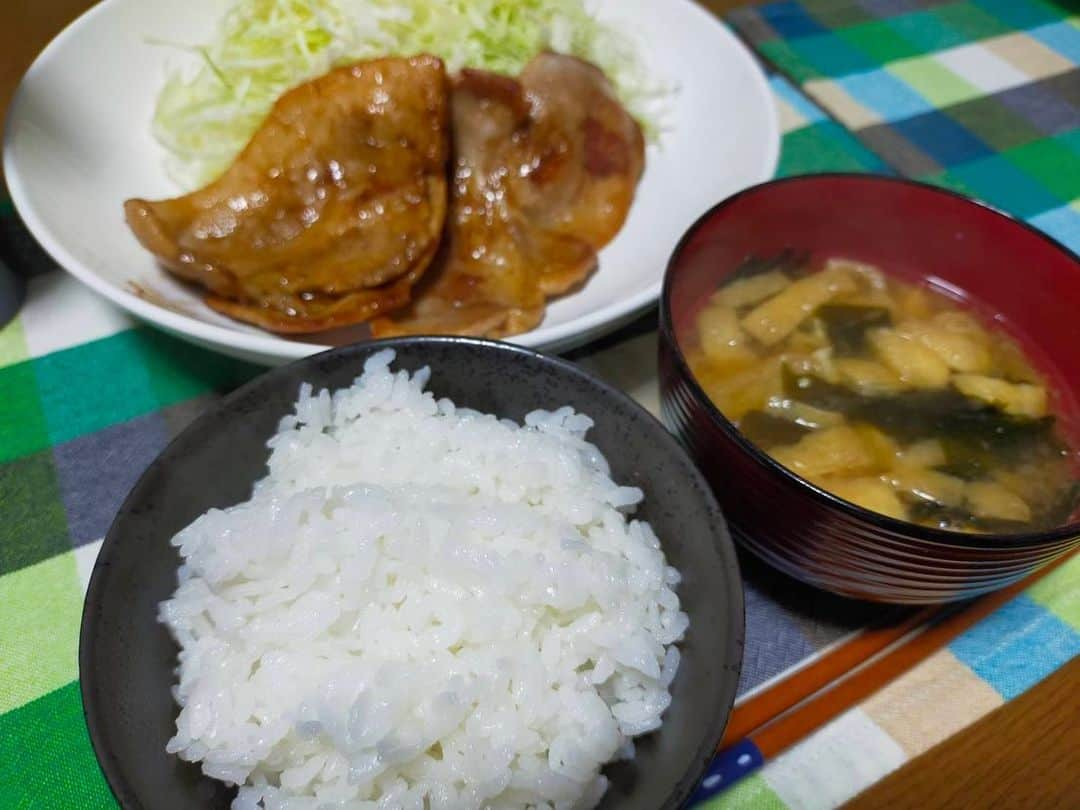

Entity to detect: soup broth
[686,255,1080,534]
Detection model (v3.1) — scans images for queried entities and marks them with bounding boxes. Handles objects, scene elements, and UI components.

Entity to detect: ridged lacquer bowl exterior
[659,175,1080,604]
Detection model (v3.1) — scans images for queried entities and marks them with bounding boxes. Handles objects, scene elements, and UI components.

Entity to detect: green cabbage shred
[152,0,666,189]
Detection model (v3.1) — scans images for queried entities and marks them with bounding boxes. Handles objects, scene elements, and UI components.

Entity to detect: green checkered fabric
[729,0,1080,252]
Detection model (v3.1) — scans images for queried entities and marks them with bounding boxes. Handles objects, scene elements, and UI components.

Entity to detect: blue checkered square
[892,109,995,165]
[839,68,935,119]
[761,0,830,38]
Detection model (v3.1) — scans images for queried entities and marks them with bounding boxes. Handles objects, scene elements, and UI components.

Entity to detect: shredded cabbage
[151,0,668,188]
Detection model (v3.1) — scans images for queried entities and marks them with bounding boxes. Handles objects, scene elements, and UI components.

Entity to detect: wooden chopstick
[690,552,1075,805]
[720,606,939,748]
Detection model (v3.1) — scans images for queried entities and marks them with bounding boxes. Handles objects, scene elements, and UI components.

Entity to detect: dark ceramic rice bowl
[81,336,744,810]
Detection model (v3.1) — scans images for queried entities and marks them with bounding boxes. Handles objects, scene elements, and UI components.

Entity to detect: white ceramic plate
[4,0,778,365]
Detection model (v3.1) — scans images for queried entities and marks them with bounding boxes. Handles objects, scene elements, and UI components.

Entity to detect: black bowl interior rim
[660,172,1080,549]
[80,334,746,810]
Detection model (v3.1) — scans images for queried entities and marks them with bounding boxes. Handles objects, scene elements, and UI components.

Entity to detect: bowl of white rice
[80,337,743,810]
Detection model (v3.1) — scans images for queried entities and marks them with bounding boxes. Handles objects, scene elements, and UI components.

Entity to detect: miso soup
[686,255,1080,534]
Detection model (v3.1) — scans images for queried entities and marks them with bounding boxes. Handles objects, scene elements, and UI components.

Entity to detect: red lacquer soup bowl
[658,174,1080,604]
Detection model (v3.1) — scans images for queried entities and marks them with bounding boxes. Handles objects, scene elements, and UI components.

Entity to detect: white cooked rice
[159,349,688,810]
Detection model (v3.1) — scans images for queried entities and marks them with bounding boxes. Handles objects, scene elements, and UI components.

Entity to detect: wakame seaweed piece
[937,428,1006,480]
[818,305,892,356]
[940,411,1057,459]
[852,389,1054,447]
[940,407,1054,438]
[936,443,992,480]
[784,367,1056,448]
[781,366,977,427]
[937,421,1054,479]
[907,500,986,531]
[782,367,866,414]
[783,370,983,439]
[850,389,983,442]
[969,516,1037,534]
[726,249,810,285]
[937,414,1059,481]
[1044,480,1080,528]
[738,410,814,448]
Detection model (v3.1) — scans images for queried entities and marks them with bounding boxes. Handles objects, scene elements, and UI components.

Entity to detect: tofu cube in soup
[826,477,906,519]
[966,481,1032,523]
[697,303,757,373]
[770,425,877,480]
[741,266,857,346]
[953,375,1047,419]
[833,358,906,397]
[692,357,785,422]
[714,271,790,310]
[886,468,967,509]
[868,328,951,389]
[902,321,992,373]
[897,439,947,469]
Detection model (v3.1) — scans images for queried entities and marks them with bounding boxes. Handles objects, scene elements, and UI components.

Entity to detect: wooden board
[847,655,1080,809]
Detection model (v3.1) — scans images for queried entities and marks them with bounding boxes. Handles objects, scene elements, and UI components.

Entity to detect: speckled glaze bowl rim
[659,172,1080,551]
[80,334,745,810]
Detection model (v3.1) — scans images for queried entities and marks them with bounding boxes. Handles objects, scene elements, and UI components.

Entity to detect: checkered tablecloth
[731,0,1080,243]
[2,2,1079,807]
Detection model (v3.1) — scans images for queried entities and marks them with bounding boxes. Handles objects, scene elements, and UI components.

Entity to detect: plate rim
[3,0,779,361]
